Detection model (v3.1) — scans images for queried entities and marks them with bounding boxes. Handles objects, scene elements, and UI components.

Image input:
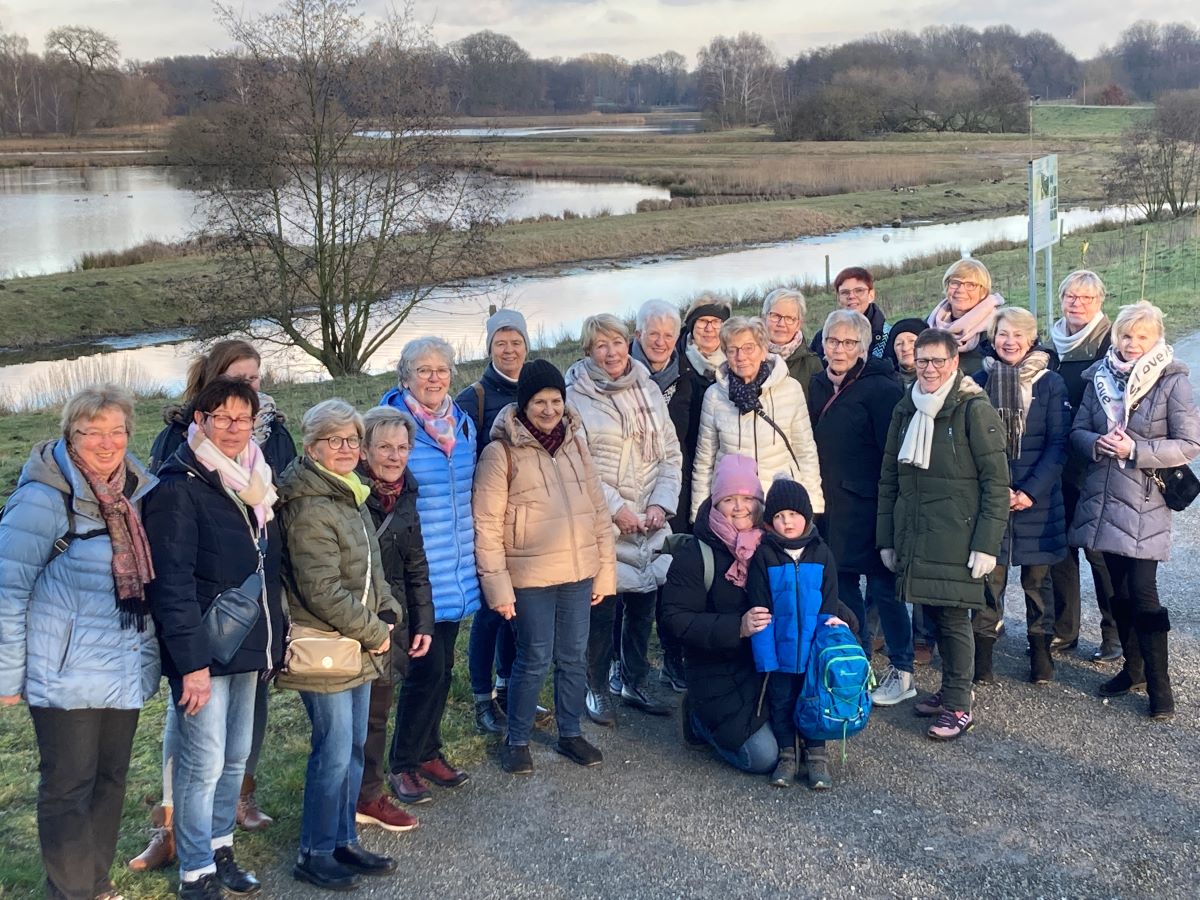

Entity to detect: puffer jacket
[380,387,481,622]
[781,342,824,400]
[455,362,518,455]
[149,405,297,480]
[876,372,1010,609]
[275,457,401,693]
[473,405,617,608]
[0,440,159,709]
[691,354,825,522]
[565,358,683,594]
[1068,361,1200,561]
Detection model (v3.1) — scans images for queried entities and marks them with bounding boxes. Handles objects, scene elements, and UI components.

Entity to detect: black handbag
[1150,465,1200,512]
[203,571,264,665]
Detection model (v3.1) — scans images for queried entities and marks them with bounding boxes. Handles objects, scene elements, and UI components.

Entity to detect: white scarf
[1093,341,1174,431]
[1050,311,1109,362]
[187,423,277,530]
[899,373,972,470]
[686,337,726,376]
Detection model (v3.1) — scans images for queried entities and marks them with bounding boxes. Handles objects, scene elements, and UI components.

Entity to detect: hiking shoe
[292,853,359,891]
[474,698,504,735]
[388,770,432,805]
[1049,637,1078,654]
[607,659,623,695]
[355,795,418,832]
[534,705,555,727]
[332,844,396,876]
[659,660,687,693]
[871,666,916,707]
[769,748,796,788]
[621,682,671,716]
[418,755,469,788]
[927,709,974,741]
[804,746,832,790]
[915,689,973,718]
[1091,641,1123,662]
[500,742,534,775]
[555,735,604,767]
[213,846,260,896]
[586,688,617,726]
[178,874,227,900]
[1098,669,1147,697]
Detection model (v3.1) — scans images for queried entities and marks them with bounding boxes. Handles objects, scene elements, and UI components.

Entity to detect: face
[945,272,988,318]
[70,407,129,479]
[222,356,262,392]
[836,278,875,314]
[994,322,1033,366]
[726,330,768,381]
[195,397,254,460]
[692,316,723,354]
[590,330,630,380]
[1060,282,1104,332]
[1118,323,1160,363]
[824,324,864,375]
[772,509,807,539]
[490,329,527,380]
[914,343,960,393]
[893,332,917,369]
[362,423,411,483]
[405,353,452,409]
[309,425,362,476]
[525,387,565,433]
[716,493,758,531]
[765,300,802,345]
[636,319,678,371]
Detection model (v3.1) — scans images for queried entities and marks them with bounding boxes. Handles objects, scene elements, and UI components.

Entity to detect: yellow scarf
[313,459,371,506]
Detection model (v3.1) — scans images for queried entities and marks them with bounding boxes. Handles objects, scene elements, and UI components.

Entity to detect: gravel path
[260,335,1200,900]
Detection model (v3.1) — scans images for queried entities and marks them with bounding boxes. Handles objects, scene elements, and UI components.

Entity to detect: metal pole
[1045,243,1054,337]
[825,255,831,292]
[1028,161,1037,316]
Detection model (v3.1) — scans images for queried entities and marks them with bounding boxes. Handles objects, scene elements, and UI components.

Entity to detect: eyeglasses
[947,279,983,292]
[837,287,870,299]
[823,337,861,351]
[316,435,362,450]
[1063,293,1099,305]
[766,312,799,327]
[415,366,451,381]
[372,442,410,457]
[203,413,253,431]
[73,428,129,443]
[727,343,761,357]
[914,357,950,370]
[695,317,722,330]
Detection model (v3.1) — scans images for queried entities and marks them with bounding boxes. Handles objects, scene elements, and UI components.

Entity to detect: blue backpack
[793,621,874,743]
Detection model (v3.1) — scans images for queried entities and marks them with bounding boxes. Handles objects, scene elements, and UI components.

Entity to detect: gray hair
[362,406,415,449]
[822,309,872,354]
[635,299,682,335]
[580,313,630,355]
[719,315,770,354]
[942,258,992,295]
[1058,269,1106,303]
[397,336,457,387]
[989,307,1039,344]
[1112,300,1165,344]
[61,383,134,442]
[301,398,364,449]
[762,287,808,322]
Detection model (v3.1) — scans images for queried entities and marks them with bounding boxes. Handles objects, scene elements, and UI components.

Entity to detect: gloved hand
[880,548,896,572]
[968,550,997,580]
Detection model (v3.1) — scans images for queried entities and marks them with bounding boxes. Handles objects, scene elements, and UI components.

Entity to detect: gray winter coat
[1069,361,1200,560]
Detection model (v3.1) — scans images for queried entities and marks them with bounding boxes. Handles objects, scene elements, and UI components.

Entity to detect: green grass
[1032,104,1154,138]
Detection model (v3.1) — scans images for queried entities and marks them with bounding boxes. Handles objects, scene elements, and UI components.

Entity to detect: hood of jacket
[20,439,156,511]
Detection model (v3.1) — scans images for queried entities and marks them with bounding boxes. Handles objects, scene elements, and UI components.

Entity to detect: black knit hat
[517,358,566,411]
[765,476,813,524]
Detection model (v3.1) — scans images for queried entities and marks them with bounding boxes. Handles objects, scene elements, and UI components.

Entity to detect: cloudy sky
[1,0,1194,62]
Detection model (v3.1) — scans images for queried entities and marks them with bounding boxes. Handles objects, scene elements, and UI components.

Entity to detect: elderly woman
[807,310,914,707]
[352,407,434,834]
[877,328,1008,741]
[883,318,927,388]
[474,360,617,773]
[455,310,529,735]
[0,386,158,900]
[566,314,683,723]
[276,399,400,890]
[380,337,479,803]
[1048,270,1119,661]
[926,259,1004,376]
[144,377,286,899]
[661,455,777,773]
[811,267,891,359]
[1069,301,1200,720]
[971,308,1071,684]
[762,288,823,398]
[691,315,824,523]
[678,295,732,453]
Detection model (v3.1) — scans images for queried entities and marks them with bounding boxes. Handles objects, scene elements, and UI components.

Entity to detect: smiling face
[69,407,130,479]
[636,318,679,371]
[405,352,453,409]
[490,328,527,381]
[524,387,565,434]
[309,425,362,476]
[945,274,987,319]
[222,356,262,392]
[1060,281,1104,333]
[726,329,768,381]
[1118,322,1160,363]
[362,423,411,483]
[836,278,875,314]
[691,315,723,354]
[893,332,917,370]
[915,342,960,393]
[589,330,630,380]
[194,398,254,460]
[993,322,1034,366]
[824,322,864,375]
[716,493,759,531]
[765,298,802,346]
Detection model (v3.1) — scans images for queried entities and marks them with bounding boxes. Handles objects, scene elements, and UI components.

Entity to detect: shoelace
[875,665,899,691]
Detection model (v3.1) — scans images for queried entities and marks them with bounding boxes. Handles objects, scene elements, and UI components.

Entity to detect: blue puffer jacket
[380,387,481,622]
[0,440,159,709]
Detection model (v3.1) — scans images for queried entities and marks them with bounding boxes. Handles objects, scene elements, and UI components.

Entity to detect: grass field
[1031,104,1154,138]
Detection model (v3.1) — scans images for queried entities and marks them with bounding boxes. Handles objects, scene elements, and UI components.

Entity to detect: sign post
[1028,155,1059,332]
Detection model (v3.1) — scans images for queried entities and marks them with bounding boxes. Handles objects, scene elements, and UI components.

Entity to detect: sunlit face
[945,272,988,318]
[362,423,411,483]
[993,323,1034,366]
[524,387,565,434]
[405,353,453,409]
[223,356,262,392]
[692,316,723,354]
[893,333,917,370]
[772,509,807,539]
[716,493,759,531]
[309,425,362,476]
[490,329,527,381]
[1118,323,1160,363]
[1060,281,1104,332]
[824,324,864,376]
[836,278,875,314]
[636,318,679,371]
[195,398,254,460]
[70,407,130,479]
[589,330,630,380]
[726,330,768,381]
[915,343,960,393]
[765,299,802,345]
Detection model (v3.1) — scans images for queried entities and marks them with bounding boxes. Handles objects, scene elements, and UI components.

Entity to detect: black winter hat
[765,476,813,524]
[517,358,566,411]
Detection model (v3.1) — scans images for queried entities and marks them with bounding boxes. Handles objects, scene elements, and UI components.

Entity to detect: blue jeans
[169,671,256,878]
[468,605,517,698]
[507,579,592,745]
[691,716,779,774]
[299,683,371,856]
[839,571,914,673]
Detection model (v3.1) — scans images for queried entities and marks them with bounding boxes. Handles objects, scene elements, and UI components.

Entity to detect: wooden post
[825,255,831,291]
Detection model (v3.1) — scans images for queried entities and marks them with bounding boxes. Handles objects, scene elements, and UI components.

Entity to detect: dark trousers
[981,563,1054,636]
[467,604,517,698]
[359,678,395,803]
[654,587,684,672]
[590,591,656,690]
[244,677,270,778]
[839,570,913,672]
[30,706,139,900]
[390,620,459,772]
[974,565,1008,637]
[764,672,825,752]
[1102,554,1160,679]
[927,606,974,712]
[1051,482,1117,644]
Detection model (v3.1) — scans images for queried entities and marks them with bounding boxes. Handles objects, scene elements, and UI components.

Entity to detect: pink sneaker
[927,709,974,741]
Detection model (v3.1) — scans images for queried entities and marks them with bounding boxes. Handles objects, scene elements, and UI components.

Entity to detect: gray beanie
[486,309,529,351]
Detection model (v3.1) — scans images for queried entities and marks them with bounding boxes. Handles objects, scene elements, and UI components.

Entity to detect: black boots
[1029,635,1054,684]
[1135,608,1175,720]
[1099,599,1146,697]
[972,636,997,685]
[474,697,504,735]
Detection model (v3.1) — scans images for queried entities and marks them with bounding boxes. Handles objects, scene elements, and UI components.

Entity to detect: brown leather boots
[128,803,174,871]
[236,774,273,832]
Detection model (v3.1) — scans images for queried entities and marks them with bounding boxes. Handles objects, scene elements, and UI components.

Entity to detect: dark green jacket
[275,457,402,693]
[783,343,824,401]
[876,372,1009,609]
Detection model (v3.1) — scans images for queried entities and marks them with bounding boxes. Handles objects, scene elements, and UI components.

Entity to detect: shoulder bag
[1149,465,1200,512]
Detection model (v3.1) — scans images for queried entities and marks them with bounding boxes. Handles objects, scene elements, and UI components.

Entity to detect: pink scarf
[927,293,1004,353]
[706,505,764,588]
[186,424,277,531]
[403,391,457,456]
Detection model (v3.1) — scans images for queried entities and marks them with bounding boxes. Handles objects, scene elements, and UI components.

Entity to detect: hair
[719,315,769,353]
[989,306,1039,344]
[1058,269,1107,304]
[579,313,630,355]
[822,309,872,352]
[182,340,260,403]
[397,336,457,386]
[301,398,364,448]
[191,376,260,418]
[1112,300,1165,344]
[915,328,959,358]
[942,258,992,296]
[61,383,135,442]
[362,406,416,448]
[635,299,682,335]
[834,266,874,292]
[761,287,807,322]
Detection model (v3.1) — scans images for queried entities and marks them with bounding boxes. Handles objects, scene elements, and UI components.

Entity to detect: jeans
[838,570,913,672]
[926,606,974,712]
[299,683,371,856]
[391,620,460,772]
[1051,481,1117,644]
[467,605,517,698]
[169,671,256,878]
[507,579,592,745]
[30,706,139,900]
[359,678,395,803]
[691,716,779,774]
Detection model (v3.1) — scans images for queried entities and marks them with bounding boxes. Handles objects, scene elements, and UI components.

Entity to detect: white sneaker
[871,666,917,706]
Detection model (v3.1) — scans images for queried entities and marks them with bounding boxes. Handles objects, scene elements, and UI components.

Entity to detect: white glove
[880,549,896,572]
[968,550,997,580]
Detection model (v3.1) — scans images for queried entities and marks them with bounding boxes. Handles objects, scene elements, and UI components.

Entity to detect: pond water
[363,121,702,139]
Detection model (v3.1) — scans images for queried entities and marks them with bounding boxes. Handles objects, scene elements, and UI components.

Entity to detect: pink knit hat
[710,454,764,506]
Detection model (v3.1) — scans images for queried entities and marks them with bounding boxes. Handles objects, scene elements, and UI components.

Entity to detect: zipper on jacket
[549,447,583,583]
[232,503,271,673]
[793,559,805,672]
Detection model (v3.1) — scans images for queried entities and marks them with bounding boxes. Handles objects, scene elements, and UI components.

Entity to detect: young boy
[747,477,845,790]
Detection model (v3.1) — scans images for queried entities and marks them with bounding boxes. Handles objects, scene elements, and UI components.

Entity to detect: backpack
[793,621,873,744]
[660,532,714,592]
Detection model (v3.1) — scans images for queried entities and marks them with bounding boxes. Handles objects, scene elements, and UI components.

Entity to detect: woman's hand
[1010,490,1033,511]
[373,623,395,656]
[591,593,605,606]
[739,606,772,638]
[644,505,667,531]
[495,603,516,621]
[178,668,212,716]
[823,616,848,628]
[408,634,432,658]
[613,506,642,535]
[1097,428,1134,460]
[0,695,21,707]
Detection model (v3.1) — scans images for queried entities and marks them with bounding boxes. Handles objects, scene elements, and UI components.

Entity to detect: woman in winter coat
[883,318,926,388]
[0,385,158,900]
[675,296,732,510]
[379,337,479,803]
[566,314,683,723]
[1069,301,1200,720]
[352,407,434,834]
[144,377,286,899]
[762,288,823,399]
[276,399,401,890]
[810,267,892,360]
[473,359,617,774]
[877,328,1009,742]
[691,315,824,522]
[807,310,914,709]
[926,259,1003,376]
[972,308,1071,685]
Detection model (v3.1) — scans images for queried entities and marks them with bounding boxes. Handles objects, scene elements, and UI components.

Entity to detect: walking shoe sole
[871,688,917,707]
[292,866,358,892]
[354,811,417,832]
[555,746,603,767]
[927,721,975,742]
[620,696,672,717]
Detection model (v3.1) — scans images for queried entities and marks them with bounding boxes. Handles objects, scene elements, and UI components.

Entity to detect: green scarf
[313,459,371,506]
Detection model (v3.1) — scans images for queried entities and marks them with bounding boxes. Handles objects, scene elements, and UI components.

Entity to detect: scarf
[517,410,567,455]
[706,506,764,588]
[927,293,1004,353]
[252,392,277,446]
[765,523,817,553]
[630,341,681,397]
[357,461,404,514]
[1051,312,1110,363]
[1094,341,1174,431]
[768,329,806,362]
[983,351,1050,459]
[726,360,772,415]
[578,358,665,464]
[187,423,277,530]
[898,373,960,470]
[67,448,155,630]
[313,459,372,506]
[685,337,726,377]
[402,390,457,456]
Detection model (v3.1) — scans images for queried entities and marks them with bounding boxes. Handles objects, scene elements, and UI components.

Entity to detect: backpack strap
[472,382,485,435]
[755,408,802,472]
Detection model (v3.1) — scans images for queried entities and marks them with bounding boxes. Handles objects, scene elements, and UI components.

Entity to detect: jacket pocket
[56,619,74,673]
[514,505,528,550]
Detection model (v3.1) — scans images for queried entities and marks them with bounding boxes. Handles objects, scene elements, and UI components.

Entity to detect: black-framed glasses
[203,412,253,431]
[315,435,362,450]
[914,357,950,370]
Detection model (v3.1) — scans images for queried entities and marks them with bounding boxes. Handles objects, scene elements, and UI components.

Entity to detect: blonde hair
[719,316,769,354]
[302,399,364,449]
[580,314,630,355]
[942,258,993,296]
[1058,269,1106,304]
[61,384,134,442]
[1112,300,1165,344]
[989,307,1039,344]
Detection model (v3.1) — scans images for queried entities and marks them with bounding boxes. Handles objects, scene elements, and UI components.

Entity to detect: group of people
[2,259,1197,899]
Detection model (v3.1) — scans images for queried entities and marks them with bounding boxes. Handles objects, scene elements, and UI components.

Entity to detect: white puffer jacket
[566,358,683,594]
[691,354,825,521]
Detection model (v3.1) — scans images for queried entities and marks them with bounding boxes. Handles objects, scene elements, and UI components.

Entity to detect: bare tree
[44,25,119,135]
[698,33,777,129]
[0,31,33,135]
[1108,90,1200,220]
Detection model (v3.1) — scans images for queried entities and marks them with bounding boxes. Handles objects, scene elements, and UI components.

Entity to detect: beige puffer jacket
[565,358,683,594]
[691,353,825,521]
[472,405,617,610]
